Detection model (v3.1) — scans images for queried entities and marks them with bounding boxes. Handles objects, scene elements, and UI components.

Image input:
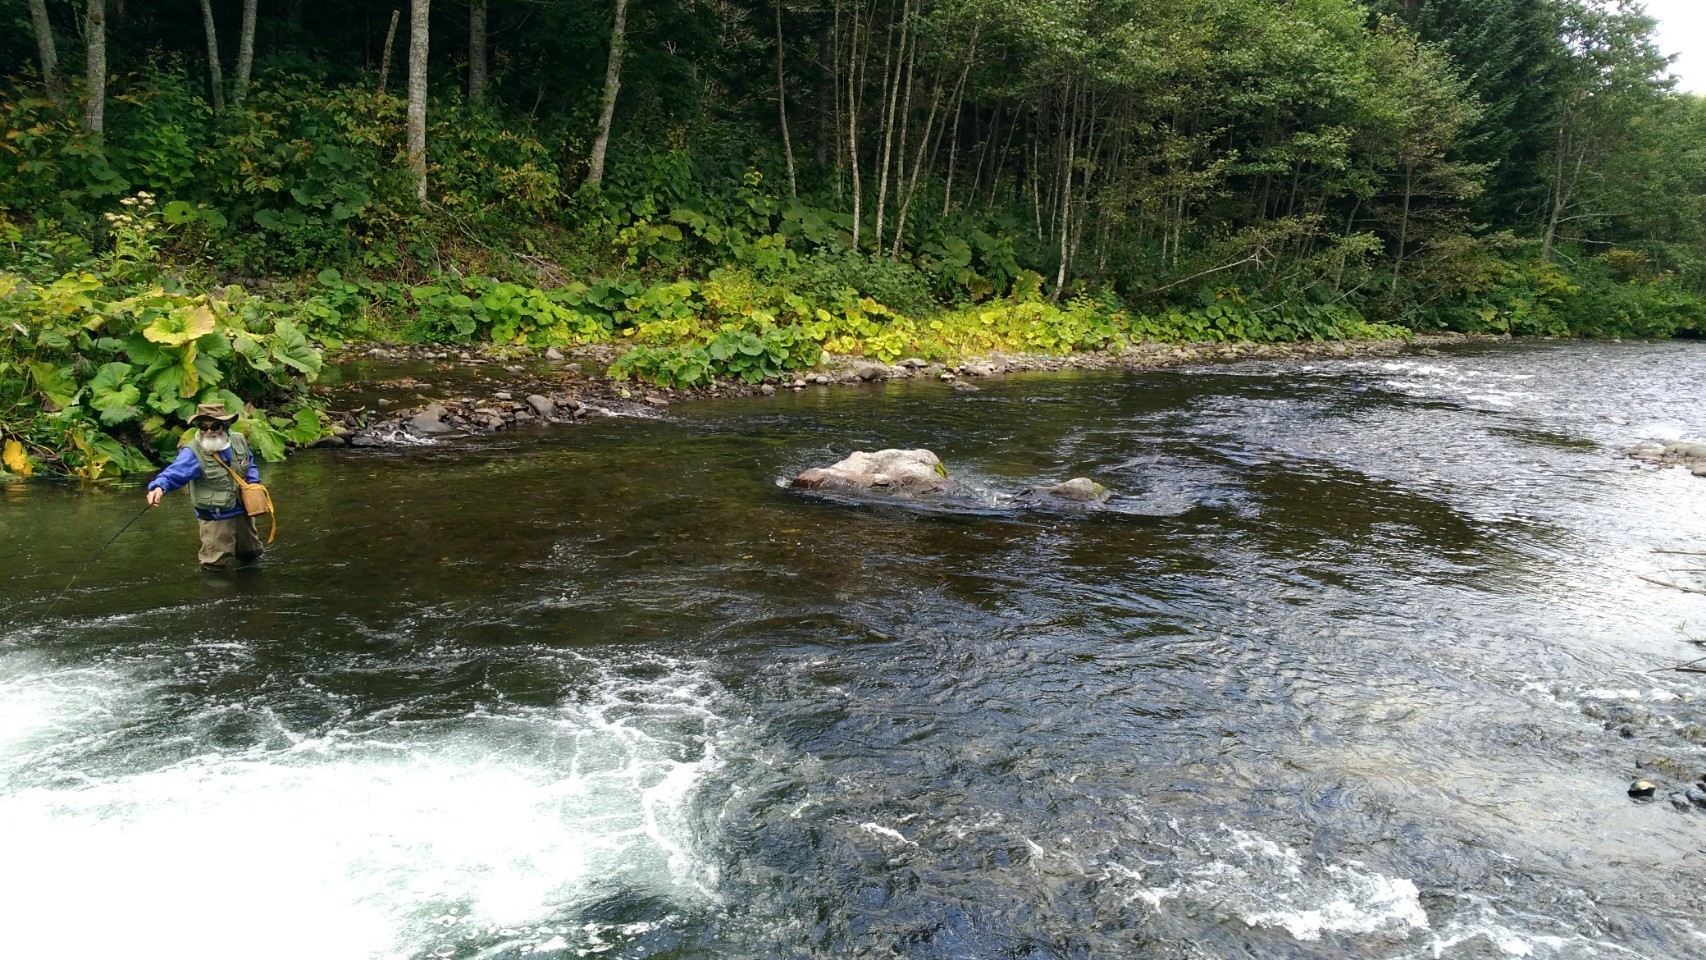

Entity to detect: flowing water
[4,340,1706,960]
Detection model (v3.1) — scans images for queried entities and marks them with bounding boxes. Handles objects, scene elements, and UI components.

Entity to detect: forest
[2,0,1704,476]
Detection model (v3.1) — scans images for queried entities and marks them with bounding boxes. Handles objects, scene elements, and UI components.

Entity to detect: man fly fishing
[145,402,265,569]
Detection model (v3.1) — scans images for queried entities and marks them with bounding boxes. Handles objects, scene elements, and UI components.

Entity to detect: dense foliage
[1,194,328,477]
[2,0,1703,475]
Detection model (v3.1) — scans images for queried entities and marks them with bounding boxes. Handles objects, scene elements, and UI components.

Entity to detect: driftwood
[1650,656,1706,675]
[1638,575,1706,595]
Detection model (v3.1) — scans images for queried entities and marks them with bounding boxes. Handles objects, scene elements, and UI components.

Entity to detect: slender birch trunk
[893,28,976,258]
[1053,116,1075,300]
[28,0,62,103]
[468,0,487,103]
[872,0,909,255]
[587,0,628,188]
[198,0,226,113]
[1391,164,1412,296]
[937,34,976,218]
[775,0,796,196]
[848,0,864,248]
[408,0,429,203]
[84,0,106,142]
[234,0,257,104]
[378,8,400,92]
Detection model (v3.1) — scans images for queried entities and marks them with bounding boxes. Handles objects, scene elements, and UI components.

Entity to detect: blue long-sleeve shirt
[148,444,260,520]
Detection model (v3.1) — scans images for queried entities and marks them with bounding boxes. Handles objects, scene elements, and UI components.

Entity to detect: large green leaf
[26,360,79,408]
[89,362,142,425]
[142,305,217,346]
[267,319,322,378]
[240,413,287,462]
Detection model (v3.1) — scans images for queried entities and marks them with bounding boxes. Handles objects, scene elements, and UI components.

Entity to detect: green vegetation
[2,0,1703,476]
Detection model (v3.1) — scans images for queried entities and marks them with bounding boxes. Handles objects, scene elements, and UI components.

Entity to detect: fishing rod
[43,502,152,616]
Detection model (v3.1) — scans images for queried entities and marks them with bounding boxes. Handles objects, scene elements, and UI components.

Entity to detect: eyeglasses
[195,422,227,431]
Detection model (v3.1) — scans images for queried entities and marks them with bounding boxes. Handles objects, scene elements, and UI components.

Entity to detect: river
[3,340,1705,959]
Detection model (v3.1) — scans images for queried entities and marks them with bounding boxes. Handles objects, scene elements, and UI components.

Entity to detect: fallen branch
[1639,575,1706,595]
[1649,656,1706,674]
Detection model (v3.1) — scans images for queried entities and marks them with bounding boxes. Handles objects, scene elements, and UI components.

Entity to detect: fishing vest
[185,432,253,514]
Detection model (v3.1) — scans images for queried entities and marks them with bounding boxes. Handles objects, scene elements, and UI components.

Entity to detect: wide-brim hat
[192,402,240,425]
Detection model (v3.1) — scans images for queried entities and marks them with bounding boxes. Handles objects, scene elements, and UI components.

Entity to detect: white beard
[198,434,232,454]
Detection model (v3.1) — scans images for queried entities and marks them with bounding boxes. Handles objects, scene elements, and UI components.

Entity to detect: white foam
[0,658,734,960]
[1111,827,1429,946]
[0,652,133,780]
[858,822,916,846]
[1242,866,1428,941]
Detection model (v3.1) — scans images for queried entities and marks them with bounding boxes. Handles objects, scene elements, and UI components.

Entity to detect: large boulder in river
[793,449,953,495]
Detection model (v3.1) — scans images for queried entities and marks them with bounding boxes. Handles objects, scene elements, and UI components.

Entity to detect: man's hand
[146,487,163,507]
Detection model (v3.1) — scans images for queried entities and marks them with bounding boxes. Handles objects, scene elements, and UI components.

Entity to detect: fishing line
[43,502,152,617]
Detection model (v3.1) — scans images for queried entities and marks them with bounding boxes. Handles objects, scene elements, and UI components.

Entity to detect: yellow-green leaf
[3,439,33,477]
[142,304,218,346]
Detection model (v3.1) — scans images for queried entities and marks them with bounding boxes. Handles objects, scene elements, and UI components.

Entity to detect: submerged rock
[1016,477,1110,504]
[793,449,953,496]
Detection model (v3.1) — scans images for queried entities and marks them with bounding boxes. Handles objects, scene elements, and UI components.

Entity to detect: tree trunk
[775,0,796,196]
[378,8,400,92]
[587,0,629,188]
[27,0,62,103]
[234,0,257,104]
[847,0,863,248]
[468,0,487,104]
[84,0,106,142]
[199,0,226,113]
[1392,164,1413,297]
[408,0,429,203]
[1052,96,1077,301]
[872,0,909,255]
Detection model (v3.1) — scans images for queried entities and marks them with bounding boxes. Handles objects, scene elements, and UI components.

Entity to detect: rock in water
[409,403,456,435]
[793,449,952,495]
[1016,477,1111,504]
[1628,780,1658,800]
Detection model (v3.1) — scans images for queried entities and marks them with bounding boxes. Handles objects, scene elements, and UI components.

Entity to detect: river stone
[309,435,348,449]
[545,347,564,361]
[1628,780,1658,799]
[1664,441,1706,458]
[793,449,952,495]
[761,384,777,396]
[1019,477,1110,503]
[526,394,555,416]
[1688,787,1706,809]
[856,363,889,381]
[409,403,456,435]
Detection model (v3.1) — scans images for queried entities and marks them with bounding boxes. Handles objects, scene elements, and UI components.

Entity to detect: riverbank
[314,331,1498,447]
